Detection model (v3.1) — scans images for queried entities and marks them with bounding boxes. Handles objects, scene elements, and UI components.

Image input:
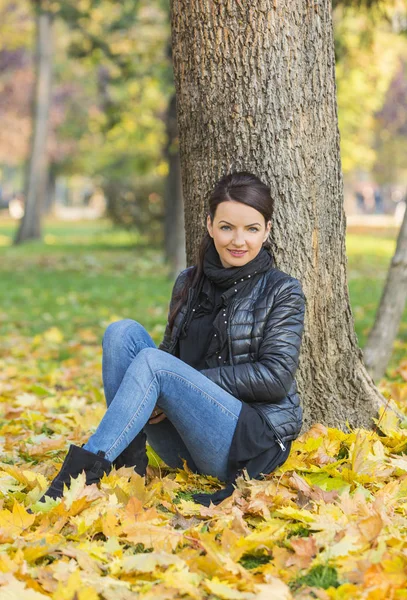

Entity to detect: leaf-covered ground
[0,219,407,600]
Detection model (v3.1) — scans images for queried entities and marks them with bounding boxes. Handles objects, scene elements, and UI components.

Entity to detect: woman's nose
[232,232,245,246]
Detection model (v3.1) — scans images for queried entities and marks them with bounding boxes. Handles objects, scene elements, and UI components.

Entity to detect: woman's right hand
[148,408,167,425]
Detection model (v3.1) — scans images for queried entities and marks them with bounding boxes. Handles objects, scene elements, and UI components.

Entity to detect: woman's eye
[249,227,259,232]
[220,225,231,230]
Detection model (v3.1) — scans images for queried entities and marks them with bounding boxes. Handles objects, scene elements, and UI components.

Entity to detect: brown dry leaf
[287,536,317,569]
[169,512,202,530]
[125,495,143,517]
[358,513,383,542]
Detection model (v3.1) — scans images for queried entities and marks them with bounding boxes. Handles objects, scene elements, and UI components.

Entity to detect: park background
[1,1,407,599]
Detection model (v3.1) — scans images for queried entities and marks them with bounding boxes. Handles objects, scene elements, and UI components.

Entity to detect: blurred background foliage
[0,0,406,231]
[0,0,406,374]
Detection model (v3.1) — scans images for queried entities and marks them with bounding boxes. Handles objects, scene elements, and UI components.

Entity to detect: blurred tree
[171,0,389,431]
[0,1,33,166]
[6,0,171,243]
[333,2,406,174]
[164,92,185,276]
[15,0,53,244]
[364,207,407,380]
[57,0,171,241]
[373,60,407,185]
[363,59,407,380]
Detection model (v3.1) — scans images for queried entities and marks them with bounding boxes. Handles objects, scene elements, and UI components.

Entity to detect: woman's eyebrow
[218,220,261,227]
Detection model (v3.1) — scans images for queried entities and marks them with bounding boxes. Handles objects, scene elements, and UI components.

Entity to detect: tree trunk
[164,93,186,277]
[170,0,387,431]
[43,164,56,215]
[364,204,407,380]
[14,4,53,244]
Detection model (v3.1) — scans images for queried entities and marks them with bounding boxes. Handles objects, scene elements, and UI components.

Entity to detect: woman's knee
[102,319,146,350]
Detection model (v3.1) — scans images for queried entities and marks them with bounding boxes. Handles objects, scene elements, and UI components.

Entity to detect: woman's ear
[263,220,271,242]
[207,214,213,238]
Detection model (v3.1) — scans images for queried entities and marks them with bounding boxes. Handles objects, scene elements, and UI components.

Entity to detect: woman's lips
[228,249,247,257]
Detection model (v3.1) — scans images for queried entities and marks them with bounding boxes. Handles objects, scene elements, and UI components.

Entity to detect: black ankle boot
[112,430,148,476]
[37,444,112,504]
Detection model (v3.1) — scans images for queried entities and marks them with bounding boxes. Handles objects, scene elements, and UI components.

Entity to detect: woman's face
[207,200,271,268]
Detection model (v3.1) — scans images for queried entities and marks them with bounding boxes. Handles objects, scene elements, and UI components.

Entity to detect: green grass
[0,218,406,373]
[290,564,340,591]
[0,218,172,342]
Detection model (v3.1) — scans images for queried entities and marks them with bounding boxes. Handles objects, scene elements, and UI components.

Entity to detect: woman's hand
[148,408,167,425]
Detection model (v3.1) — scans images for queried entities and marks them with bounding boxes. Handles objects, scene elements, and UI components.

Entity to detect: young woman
[33,171,305,508]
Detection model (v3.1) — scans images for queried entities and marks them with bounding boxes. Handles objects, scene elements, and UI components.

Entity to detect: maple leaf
[52,569,99,600]
[203,577,255,600]
[0,502,35,536]
[287,536,318,569]
[114,551,186,574]
[62,471,103,511]
[121,521,184,553]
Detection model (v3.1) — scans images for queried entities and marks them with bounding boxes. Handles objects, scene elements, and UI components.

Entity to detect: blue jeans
[83,319,243,481]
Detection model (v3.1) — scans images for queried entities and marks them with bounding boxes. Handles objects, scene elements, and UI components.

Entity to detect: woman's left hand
[148,410,167,425]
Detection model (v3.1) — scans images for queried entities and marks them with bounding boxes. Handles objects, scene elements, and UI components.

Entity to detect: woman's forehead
[214,201,264,224]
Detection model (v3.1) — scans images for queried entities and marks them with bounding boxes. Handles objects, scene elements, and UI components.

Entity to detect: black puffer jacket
[159,266,306,444]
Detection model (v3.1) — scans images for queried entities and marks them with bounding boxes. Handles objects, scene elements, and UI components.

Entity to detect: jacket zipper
[267,421,286,451]
[227,300,239,366]
[227,285,286,452]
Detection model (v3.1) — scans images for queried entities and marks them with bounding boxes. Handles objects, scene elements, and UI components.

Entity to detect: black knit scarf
[181,242,272,366]
[203,241,272,290]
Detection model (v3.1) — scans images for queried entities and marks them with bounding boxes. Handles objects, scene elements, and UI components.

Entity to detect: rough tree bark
[170,0,387,431]
[164,93,186,277]
[15,3,53,244]
[364,206,407,381]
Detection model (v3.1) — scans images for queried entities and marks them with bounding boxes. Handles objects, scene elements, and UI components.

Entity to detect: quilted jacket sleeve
[158,268,191,352]
[199,277,305,403]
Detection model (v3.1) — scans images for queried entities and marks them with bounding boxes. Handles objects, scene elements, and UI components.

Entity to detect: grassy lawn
[0,217,405,373]
[0,219,172,343]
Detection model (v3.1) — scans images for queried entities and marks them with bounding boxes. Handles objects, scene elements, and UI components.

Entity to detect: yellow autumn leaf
[114,551,186,574]
[43,327,64,343]
[52,570,99,600]
[0,502,35,536]
[1,464,48,491]
[255,578,292,600]
[121,521,184,553]
[0,573,48,599]
[160,567,202,599]
[274,506,315,523]
[62,471,102,510]
[203,577,254,600]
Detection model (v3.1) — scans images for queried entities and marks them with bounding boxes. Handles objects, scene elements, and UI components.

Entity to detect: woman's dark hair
[168,171,274,328]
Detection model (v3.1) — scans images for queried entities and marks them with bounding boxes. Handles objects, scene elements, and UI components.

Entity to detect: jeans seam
[106,375,157,458]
